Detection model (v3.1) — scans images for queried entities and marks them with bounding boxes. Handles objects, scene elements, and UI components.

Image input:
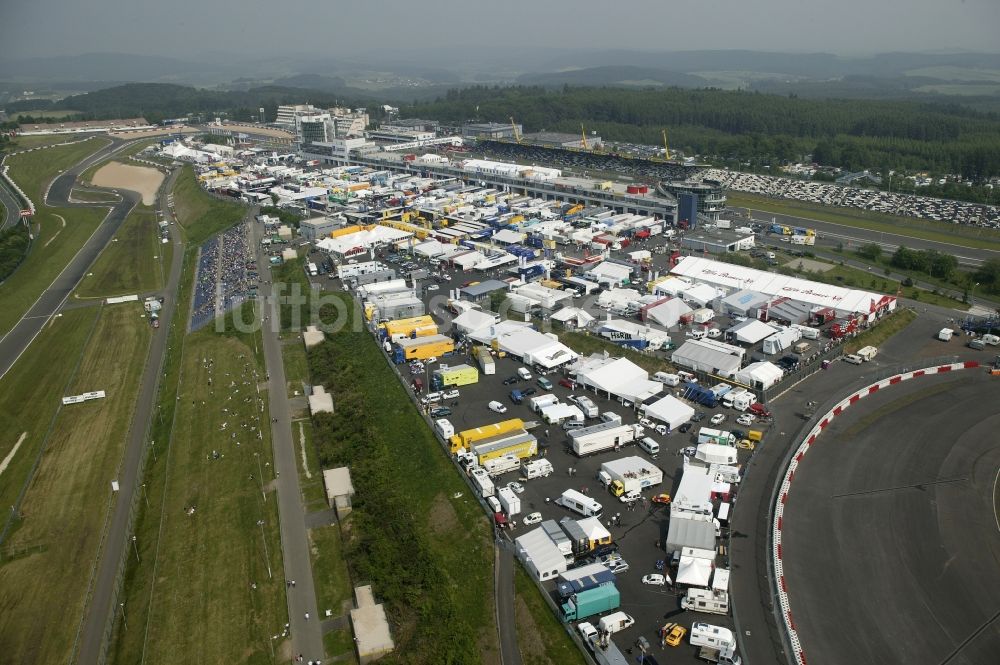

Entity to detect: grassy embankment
[304,292,498,663]
[844,308,919,354]
[514,568,587,665]
[171,165,246,246]
[728,192,1000,251]
[0,138,111,334]
[0,303,151,664]
[75,204,165,297]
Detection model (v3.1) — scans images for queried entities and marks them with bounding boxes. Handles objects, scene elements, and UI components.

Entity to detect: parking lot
[307,247,774,664]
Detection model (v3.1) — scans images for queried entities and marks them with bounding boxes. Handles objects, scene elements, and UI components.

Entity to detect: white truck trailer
[570,422,644,457]
[600,456,664,497]
[530,394,559,413]
[497,486,521,516]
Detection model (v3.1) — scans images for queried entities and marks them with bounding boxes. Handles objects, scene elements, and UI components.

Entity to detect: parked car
[424,356,438,365]
[426,284,439,291]
[651,493,672,505]
[639,418,654,428]
[537,377,553,390]
[558,378,577,389]
[420,392,443,404]
[442,389,460,400]
[661,622,686,647]
[507,481,524,494]
[679,422,692,433]
[522,512,542,525]
[654,424,668,436]
[488,401,507,414]
[606,559,630,574]
[710,413,727,425]
[692,411,706,422]
[522,388,536,396]
[736,414,755,426]
[430,407,452,418]
[642,573,668,586]
[503,376,519,385]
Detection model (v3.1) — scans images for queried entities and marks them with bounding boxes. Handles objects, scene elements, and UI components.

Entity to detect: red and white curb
[772,360,981,665]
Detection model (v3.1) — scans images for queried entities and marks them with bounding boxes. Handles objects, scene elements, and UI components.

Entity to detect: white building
[671,339,746,378]
[515,527,569,582]
[640,395,695,431]
[570,354,663,404]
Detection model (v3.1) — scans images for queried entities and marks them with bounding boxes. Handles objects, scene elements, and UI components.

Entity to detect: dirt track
[91,161,164,205]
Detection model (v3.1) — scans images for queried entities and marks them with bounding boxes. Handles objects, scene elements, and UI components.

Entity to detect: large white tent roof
[572,354,663,402]
[729,319,780,345]
[735,361,784,389]
[671,256,893,314]
[452,309,499,334]
[677,556,714,587]
[641,395,695,431]
[644,298,693,328]
[492,229,525,244]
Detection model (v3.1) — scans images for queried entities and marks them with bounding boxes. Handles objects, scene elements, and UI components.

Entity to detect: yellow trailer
[392,334,454,363]
[380,315,437,340]
[449,418,524,454]
[472,432,537,464]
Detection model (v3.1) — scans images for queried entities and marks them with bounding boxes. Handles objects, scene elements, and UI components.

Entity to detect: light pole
[254,452,266,502]
[120,602,127,631]
[971,282,979,309]
[257,519,272,579]
[131,535,139,564]
[141,483,149,509]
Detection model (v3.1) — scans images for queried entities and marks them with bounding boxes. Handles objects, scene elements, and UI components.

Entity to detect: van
[486,496,502,513]
[556,489,603,518]
[433,419,455,440]
[653,371,681,387]
[681,589,730,615]
[639,437,660,456]
[689,328,706,340]
[574,395,599,418]
[537,376,553,390]
[844,354,863,365]
[563,419,586,431]
[517,367,532,380]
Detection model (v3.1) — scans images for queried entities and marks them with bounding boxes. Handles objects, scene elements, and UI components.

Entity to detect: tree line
[404,86,1000,180]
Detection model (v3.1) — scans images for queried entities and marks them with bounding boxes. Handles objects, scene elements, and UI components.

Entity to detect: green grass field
[10,134,88,150]
[75,205,164,297]
[844,308,918,354]
[0,303,150,664]
[309,525,353,618]
[0,139,113,334]
[292,419,327,511]
[172,166,246,246]
[281,341,310,400]
[70,188,120,203]
[514,567,586,665]
[311,292,497,662]
[132,329,286,664]
[107,249,195,665]
[728,192,1000,250]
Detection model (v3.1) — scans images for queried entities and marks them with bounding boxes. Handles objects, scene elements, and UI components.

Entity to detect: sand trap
[91,161,164,205]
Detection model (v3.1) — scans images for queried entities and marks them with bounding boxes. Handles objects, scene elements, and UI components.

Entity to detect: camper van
[690,622,738,656]
[556,489,603,518]
[653,372,681,387]
[681,589,730,615]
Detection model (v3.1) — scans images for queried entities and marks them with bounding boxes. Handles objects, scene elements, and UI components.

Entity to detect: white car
[424,356,438,364]
[488,401,508,414]
[639,417,654,428]
[642,573,668,586]
[606,559,629,574]
[619,489,641,504]
[426,284,439,291]
[654,424,668,436]
[710,413,726,425]
[420,392,443,404]
[522,512,542,526]
[507,481,524,494]
[736,414,755,426]
[442,389,460,400]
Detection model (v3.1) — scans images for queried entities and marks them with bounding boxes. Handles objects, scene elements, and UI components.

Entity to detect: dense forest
[404,86,1000,180]
[5,83,382,126]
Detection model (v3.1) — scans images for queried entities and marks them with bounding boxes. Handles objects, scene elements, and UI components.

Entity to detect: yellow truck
[449,418,524,454]
[392,334,455,363]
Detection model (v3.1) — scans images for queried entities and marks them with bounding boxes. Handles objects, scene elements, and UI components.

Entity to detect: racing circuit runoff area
[778,368,1000,665]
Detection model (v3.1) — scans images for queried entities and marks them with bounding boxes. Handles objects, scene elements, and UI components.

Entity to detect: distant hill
[517,65,708,88]
[271,74,349,92]
[0,53,208,82]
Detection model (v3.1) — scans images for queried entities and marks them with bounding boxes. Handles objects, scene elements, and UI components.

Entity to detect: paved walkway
[252,218,325,661]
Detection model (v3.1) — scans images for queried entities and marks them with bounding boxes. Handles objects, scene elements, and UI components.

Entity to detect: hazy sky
[2,0,998,59]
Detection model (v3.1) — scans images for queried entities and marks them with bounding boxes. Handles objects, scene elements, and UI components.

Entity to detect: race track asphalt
[0,137,138,379]
[780,370,1000,665]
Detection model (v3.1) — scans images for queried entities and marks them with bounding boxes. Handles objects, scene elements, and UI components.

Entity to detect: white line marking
[299,421,311,479]
[0,431,28,476]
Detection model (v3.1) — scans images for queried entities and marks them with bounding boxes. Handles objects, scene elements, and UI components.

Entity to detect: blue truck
[683,382,719,408]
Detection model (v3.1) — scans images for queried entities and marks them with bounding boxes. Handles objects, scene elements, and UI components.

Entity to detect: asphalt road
[0,136,143,380]
[76,166,184,663]
[255,219,325,661]
[729,301,991,665]
[741,207,1000,269]
[781,372,1000,665]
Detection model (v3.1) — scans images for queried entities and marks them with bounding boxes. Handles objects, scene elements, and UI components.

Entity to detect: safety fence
[769,358,979,665]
